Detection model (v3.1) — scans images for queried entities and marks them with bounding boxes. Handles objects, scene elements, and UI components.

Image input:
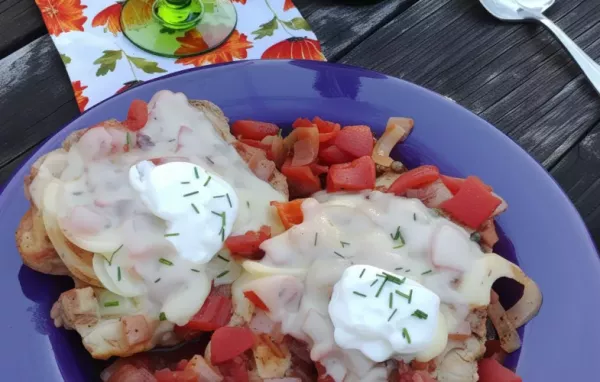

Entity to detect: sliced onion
[487,299,521,353]
[505,268,543,328]
[372,117,413,167]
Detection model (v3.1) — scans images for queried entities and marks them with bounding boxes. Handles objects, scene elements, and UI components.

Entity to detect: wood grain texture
[0,0,44,57]
[0,36,80,169]
[340,0,600,168]
[551,123,600,245]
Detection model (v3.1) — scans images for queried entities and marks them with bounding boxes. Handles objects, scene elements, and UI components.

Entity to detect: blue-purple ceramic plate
[1,60,598,381]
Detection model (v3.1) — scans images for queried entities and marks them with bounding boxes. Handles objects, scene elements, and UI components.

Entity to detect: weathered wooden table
[1,0,600,247]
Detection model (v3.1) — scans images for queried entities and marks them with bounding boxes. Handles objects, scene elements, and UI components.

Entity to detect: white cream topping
[329,265,441,362]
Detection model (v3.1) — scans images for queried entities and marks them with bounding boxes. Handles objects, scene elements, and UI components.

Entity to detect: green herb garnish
[154,278,161,283]
[181,181,190,184]
[353,291,367,297]
[183,191,199,197]
[370,279,379,287]
[388,309,398,322]
[203,176,212,187]
[164,233,180,237]
[408,289,413,303]
[214,194,226,198]
[359,268,366,278]
[226,193,232,208]
[413,213,416,221]
[340,241,350,248]
[206,156,215,164]
[191,203,199,214]
[411,309,428,319]
[216,270,229,278]
[395,290,410,301]
[391,226,405,248]
[194,167,199,179]
[470,232,481,243]
[117,266,121,282]
[389,292,393,309]
[159,312,167,321]
[246,201,250,208]
[217,254,230,262]
[375,278,387,297]
[159,258,173,266]
[381,272,406,285]
[107,244,123,265]
[421,270,433,275]
[395,267,403,271]
[125,133,131,148]
[333,251,345,259]
[402,328,411,344]
[314,233,318,246]
[104,301,119,307]
[191,269,200,273]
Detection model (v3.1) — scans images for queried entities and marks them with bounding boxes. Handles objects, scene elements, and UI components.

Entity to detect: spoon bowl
[479,0,554,21]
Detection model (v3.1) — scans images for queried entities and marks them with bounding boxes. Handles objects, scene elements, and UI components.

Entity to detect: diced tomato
[441,175,493,195]
[271,199,304,229]
[243,290,270,312]
[326,156,376,192]
[123,99,149,131]
[281,157,322,198]
[478,358,522,382]
[175,360,188,371]
[224,225,271,260]
[154,368,196,382]
[174,294,232,339]
[239,138,269,150]
[440,176,502,229]
[108,364,156,382]
[334,125,374,158]
[231,120,280,140]
[318,144,354,165]
[292,118,313,128]
[313,117,341,143]
[484,340,507,363]
[217,355,249,382]
[310,162,329,176]
[387,165,440,195]
[315,362,335,382]
[211,327,255,365]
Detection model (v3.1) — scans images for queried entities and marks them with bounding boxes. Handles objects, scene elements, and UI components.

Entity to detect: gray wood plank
[551,123,600,246]
[340,0,600,168]
[0,0,44,58]
[0,36,80,169]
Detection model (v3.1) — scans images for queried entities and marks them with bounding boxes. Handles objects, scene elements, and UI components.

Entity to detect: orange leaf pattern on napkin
[39,0,324,111]
[36,0,87,36]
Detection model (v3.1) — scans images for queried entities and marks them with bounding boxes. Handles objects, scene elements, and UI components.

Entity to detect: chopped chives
[125,132,131,147]
[203,176,212,187]
[159,258,173,266]
[405,269,411,273]
[411,309,428,319]
[183,191,199,197]
[340,241,350,248]
[395,290,410,300]
[391,226,405,248]
[164,233,180,237]
[359,268,366,278]
[191,269,200,273]
[314,233,318,246]
[108,244,123,265]
[211,211,221,217]
[470,232,481,243]
[194,167,199,179]
[389,292,393,309]
[381,272,406,285]
[402,328,411,344]
[353,291,367,297]
[216,270,229,278]
[217,254,230,262]
[375,278,387,297]
[214,194,226,198]
[226,193,232,208]
[154,278,161,283]
[220,227,225,242]
[413,213,416,221]
[104,301,119,307]
[421,270,433,275]
[181,181,190,184]
[408,289,413,304]
[246,201,250,208]
[191,203,199,214]
[370,279,379,287]
[206,156,215,164]
[159,312,167,321]
[395,267,403,271]
[117,266,121,281]
[388,309,398,321]
[333,251,344,259]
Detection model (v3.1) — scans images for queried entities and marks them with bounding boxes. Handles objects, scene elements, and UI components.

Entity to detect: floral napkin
[34,0,325,111]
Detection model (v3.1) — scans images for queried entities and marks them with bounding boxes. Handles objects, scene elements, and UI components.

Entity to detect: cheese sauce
[29,90,286,326]
[244,191,490,381]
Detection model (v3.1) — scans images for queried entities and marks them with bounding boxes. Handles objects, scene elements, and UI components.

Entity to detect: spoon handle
[534,14,600,94]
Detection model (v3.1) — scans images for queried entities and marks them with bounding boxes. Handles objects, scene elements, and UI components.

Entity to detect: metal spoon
[479,0,600,94]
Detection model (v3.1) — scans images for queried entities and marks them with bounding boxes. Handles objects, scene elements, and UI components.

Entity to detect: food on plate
[16,91,540,382]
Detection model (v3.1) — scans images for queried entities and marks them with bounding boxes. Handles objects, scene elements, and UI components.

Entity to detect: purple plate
[1,60,598,381]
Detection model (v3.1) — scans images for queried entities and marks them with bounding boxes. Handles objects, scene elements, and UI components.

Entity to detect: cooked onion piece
[372,117,413,169]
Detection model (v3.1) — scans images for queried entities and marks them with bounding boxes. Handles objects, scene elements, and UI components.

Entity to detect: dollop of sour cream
[329,264,441,362]
[129,160,239,264]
